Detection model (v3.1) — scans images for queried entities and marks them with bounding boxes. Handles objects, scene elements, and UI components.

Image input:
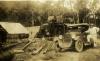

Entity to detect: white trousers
[87,35,98,47]
[87,35,97,43]
[87,35,97,42]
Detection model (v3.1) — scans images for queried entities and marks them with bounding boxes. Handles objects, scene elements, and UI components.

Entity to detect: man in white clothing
[85,24,99,47]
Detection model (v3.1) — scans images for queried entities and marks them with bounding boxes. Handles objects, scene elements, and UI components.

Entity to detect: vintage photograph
[0,0,100,61]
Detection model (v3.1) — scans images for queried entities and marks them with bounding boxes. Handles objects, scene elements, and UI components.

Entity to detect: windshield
[68,25,89,33]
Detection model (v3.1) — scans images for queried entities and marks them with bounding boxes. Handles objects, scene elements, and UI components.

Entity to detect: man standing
[86,24,99,47]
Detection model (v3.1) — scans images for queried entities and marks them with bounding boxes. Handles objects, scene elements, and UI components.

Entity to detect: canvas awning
[0,22,29,39]
[0,22,29,34]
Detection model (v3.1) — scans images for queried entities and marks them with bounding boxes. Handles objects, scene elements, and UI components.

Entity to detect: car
[54,23,95,52]
[35,23,94,52]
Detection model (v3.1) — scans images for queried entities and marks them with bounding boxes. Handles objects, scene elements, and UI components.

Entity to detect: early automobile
[54,23,95,52]
[35,22,94,52]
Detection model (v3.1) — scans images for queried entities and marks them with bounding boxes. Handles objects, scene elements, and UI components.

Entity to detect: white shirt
[86,27,99,35]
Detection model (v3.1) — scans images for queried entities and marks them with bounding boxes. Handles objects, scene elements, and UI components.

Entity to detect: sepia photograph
[0,0,100,61]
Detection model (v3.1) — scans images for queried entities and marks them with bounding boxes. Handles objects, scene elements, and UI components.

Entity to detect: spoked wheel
[75,39,84,52]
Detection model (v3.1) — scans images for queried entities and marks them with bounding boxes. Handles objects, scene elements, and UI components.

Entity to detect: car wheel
[75,39,84,52]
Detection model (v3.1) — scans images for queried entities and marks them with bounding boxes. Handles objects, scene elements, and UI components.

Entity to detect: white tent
[0,22,29,39]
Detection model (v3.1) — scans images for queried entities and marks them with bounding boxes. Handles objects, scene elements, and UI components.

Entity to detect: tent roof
[0,22,29,34]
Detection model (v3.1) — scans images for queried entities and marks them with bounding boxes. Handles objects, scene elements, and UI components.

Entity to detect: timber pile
[24,38,57,55]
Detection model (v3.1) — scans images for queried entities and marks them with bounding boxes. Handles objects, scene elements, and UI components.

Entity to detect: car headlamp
[71,34,76,39]
[58,35,63,39]
[71,34,80,40]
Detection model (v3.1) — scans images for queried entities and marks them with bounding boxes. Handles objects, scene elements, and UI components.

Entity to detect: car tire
[75,39,84,52]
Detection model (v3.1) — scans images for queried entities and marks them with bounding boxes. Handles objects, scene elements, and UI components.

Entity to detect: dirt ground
[12,26,100,61]
[26,44,100,61]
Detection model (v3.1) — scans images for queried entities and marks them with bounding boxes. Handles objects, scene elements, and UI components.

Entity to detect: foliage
[0,1,99,26]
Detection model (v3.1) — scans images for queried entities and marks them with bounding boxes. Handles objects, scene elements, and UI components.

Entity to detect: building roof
[0,22,29,34]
